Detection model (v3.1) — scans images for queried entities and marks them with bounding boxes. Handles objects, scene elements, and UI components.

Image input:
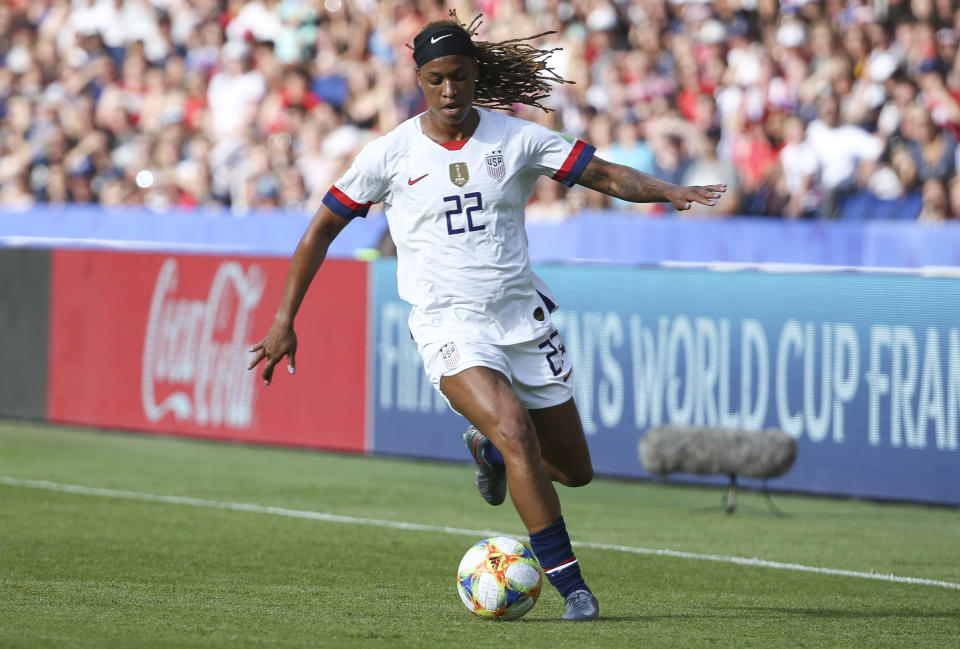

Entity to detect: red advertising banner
[47,250,367,452]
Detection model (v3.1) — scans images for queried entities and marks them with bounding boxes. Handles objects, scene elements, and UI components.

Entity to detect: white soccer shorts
[419,329,574,410]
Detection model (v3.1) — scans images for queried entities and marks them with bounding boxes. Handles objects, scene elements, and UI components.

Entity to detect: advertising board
[47,251,368,452]
[372,259,960,505]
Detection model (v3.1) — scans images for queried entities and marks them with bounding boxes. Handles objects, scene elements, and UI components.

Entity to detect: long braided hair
[414,12,574,112]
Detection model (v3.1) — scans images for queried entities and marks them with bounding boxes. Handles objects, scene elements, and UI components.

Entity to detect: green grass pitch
[1,419,958,649]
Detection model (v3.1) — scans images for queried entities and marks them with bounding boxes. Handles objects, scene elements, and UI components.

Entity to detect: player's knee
[491,418,539,462]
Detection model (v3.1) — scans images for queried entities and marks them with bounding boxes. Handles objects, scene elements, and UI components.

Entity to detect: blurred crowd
[2,0,960,221]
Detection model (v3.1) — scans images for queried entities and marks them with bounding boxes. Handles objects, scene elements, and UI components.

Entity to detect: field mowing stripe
[4,476,959,592]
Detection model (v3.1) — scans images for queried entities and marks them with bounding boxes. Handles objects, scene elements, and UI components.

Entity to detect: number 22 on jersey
[443,192,484,235]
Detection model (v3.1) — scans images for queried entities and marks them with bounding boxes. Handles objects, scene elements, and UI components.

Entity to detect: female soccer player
[249,14,725,621]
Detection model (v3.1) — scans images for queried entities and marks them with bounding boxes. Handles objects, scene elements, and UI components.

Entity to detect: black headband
[413,26,476,68]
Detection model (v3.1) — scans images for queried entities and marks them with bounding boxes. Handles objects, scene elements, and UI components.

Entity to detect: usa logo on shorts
[440,342,460,369]
[485,150,505,181]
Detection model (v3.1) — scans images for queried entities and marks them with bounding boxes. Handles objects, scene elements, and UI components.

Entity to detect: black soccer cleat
[462,426,507,506]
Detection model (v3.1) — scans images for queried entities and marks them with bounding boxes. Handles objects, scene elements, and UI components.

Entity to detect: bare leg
[441,366,560,533]
[528,399,594,488]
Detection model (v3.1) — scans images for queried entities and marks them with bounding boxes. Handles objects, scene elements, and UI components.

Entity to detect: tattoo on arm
[577,157,674,203]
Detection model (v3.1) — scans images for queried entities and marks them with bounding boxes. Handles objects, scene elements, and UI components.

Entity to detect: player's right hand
[248,322,297,386]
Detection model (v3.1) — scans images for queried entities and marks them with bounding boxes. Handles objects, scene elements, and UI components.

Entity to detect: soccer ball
[455,536,543,620]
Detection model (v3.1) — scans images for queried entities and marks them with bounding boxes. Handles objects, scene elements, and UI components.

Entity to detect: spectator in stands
[890,143,922,196]
[606,118,655,179]
[805,93,884,218]
[276,164,307,210]
[903,102,957,182]
[207,39,265,141]
[648,110,697,190]
[67,167,95,203]
[681,127,740,216]
[917,62,960,136]
[918,176,951,221]
[731,114,780,215]
[949,174,960,217]
[877,72,920,143]
[526,176,573,223]
[43,164,70,204]
[99,171,132,206]
[0,170,33,209]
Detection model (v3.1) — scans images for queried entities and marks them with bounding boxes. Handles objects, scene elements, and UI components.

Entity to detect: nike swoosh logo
[431,34,452,44]
[408,174,428,185]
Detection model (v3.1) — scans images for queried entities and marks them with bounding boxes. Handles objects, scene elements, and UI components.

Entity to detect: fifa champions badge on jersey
[449,162,469,187]
[440,342,461,369]
[485,150,505,181]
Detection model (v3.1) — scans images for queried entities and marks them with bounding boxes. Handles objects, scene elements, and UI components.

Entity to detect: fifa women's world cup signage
[548,312,960,454]
[371,260,960,505]
[47,250,368,452]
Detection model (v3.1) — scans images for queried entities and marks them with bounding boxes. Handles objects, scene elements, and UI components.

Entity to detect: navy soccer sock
[529,516,590,598]
[482,441,504,469]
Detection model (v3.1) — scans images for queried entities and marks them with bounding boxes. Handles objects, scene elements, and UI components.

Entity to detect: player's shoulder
[479,108,543,136]
[477,110,560,159]
[379,114,424,148]
[483,109,566,151]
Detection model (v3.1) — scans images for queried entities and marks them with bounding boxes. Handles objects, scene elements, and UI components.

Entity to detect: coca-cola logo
[142,258,264,428]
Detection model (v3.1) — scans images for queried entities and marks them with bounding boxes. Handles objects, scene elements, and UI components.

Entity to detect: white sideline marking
[3,476,959,592]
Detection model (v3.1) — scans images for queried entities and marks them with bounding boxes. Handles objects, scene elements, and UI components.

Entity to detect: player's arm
[576,156,726,211]
[248,204,350,385]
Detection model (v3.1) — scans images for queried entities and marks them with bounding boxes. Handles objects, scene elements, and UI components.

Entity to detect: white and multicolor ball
[456,536,543,620]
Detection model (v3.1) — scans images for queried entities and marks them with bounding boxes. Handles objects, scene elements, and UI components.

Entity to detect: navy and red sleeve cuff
[322,186,373,219]
[551,140,596,187]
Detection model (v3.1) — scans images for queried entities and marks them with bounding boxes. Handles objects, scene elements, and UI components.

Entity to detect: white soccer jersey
[322,108,595,345]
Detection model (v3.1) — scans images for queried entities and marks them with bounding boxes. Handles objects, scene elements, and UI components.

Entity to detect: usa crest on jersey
[485,150,505,181]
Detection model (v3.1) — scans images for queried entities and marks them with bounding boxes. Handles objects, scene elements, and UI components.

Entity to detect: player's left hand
[666,184,726,211]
